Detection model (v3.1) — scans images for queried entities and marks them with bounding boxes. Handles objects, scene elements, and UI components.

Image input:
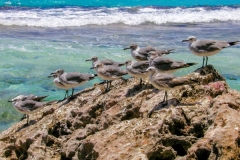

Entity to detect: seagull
[148,49,174,57]
[92,62,128,91]
[182,36,239,67]
[146,66,195,105]
[86,56,125,68]
[18,94,48,101]
[48,73,69,99]
[50,69,97,99]
[148,50,166,61]
[125,60,150,86]
[124,44,173,61]
[148,56,197,74]
[8,95,50,125]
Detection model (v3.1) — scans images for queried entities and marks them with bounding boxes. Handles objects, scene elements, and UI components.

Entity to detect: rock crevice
[1,66,240,160]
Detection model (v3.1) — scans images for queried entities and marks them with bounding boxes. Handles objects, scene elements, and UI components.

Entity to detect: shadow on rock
[148,98,179,118]
[125,83,153,97]
[58,88,95,107]
[148,98,201,118]
[16,120,37,132]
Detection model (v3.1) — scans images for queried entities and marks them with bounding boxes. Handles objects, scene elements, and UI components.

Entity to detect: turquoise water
[1,0,239,7]
[0,0,240,132]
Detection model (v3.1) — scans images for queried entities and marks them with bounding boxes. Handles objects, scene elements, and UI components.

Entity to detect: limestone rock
[0,65,240,160]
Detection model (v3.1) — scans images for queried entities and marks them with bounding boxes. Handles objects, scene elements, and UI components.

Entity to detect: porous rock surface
[1,65,240,160]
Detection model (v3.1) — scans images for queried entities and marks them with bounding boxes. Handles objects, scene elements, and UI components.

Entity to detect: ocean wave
[0,6,240,27]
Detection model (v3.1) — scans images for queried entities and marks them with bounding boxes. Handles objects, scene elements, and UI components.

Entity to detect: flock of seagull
[8,36,239,124]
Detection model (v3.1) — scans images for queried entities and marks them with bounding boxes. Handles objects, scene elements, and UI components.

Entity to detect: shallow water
[1,22,240,132]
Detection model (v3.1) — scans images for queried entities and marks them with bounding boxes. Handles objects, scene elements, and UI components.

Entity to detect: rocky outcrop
[1,65,240,160]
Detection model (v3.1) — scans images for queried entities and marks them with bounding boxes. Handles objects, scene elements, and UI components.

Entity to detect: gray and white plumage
[148,49,174,58]
[124,44,174,61]
[48,73,69,99]
[146,66,196,111]
[148,50,169,62]
[125,60,150,85]
[48,74,66,90]
[86,56,125,68]
[50,69,97,97]
[8,95,49,124]
[16,94,48,102]
[123,44,156,61]
[8,95,48,115]
[182,36,239,67]
[146,67,194,92]
[149,56,197,74]
[93,63,127,81]
[92,63,127,91]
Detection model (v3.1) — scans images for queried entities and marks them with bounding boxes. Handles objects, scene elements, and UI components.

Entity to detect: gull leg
[106,80,109,91]
[109,81,112,88]
[98,80,107,85]
[205,56,208,66]
[202,57,205,68]
[139,78,142,86]
[26,115,29,125]
[148,90,168,118]
[64,90,68,99]
[57,90,69,103]
[60,88,75,106]
[104,80,112,92]
[71,88,74,97]
[20,114,27,121]
[163,90,168,104]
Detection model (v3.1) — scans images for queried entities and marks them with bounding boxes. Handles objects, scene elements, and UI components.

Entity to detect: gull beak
[49,72,57,78]
[50,71,57,75]
[86,59,92,61]
[48,75,54,78]
[8,100,13,102]
[123,47,130,50]
[182,39,188,42]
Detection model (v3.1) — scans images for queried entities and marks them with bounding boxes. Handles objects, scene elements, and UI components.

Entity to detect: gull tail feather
[34,95,48,101]
[45,100,57,105]
[167,49,175,53]
[228,41,239,46]
[185,63,198,67]
[89,74,98,80]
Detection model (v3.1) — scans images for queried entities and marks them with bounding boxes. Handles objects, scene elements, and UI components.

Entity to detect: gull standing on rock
[182,36,239,67]
[125,60,150,86]
[148,49,174,57]
[48,73,69,99]
[148,54,197,74]
[146,67,196,117]
[18,94,48,101]
[124,44,174,61]
[50,69,97,99]
[148,50,169,62]
[92,62,128,91]
[86,56,125,68]
[8,95,50,125]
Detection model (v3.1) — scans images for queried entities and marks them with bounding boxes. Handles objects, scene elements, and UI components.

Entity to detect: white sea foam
[0,6,240,27]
